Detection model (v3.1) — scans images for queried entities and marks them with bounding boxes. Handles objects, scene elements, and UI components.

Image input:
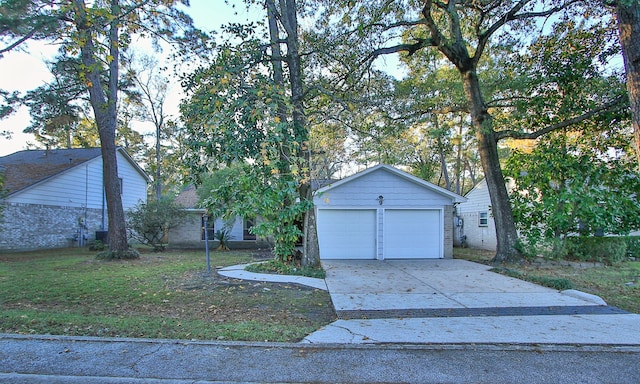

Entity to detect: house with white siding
[314,164,466,260]
[0,147,149,251]
[455,179,498,251]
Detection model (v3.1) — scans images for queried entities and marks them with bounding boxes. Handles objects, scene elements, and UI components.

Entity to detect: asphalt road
[1,335,639,383]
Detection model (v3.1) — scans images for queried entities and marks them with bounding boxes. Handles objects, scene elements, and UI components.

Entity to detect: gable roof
[316,164,467,203]
[175,184,200,208]
[0,147,149,196]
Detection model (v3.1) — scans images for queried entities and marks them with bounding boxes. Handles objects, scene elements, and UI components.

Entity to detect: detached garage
[314,165,466,260]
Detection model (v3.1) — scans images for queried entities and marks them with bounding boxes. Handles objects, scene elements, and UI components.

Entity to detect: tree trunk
[434,115,451,190]
[615,1,640,168]
[279,0,321,267]
[73,0,129,253]
[461,69,521,263]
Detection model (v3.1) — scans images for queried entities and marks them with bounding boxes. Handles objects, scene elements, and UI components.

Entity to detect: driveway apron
[302,259,640,345]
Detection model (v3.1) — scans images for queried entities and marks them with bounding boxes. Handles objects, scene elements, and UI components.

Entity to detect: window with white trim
[479,211,489,227]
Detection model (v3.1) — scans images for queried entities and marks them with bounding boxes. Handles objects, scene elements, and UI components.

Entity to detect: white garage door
[384,209,441,259]
[317,209,376,259]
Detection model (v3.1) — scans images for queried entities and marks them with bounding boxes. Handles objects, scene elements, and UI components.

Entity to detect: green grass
[454,248,640,314]
[0,248,335,341]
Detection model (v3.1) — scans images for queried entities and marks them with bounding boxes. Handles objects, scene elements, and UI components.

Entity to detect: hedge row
[564,236,639,265]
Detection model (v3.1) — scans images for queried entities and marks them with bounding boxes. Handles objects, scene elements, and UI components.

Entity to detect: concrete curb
[561,289,608,305]
[218,263,328,290]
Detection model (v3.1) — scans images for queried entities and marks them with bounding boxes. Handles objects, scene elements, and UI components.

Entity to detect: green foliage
[214,228,233,251]
[181,33,312,262]
[626,237,640,259]
[126,197,187,252]
[504,22,639,250]
[89,240,106,251]
[246,259,326,279]
[565,237,629,265]
[505,126,640,246]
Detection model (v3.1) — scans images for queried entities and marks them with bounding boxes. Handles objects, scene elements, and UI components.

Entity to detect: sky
[0,0,261,156]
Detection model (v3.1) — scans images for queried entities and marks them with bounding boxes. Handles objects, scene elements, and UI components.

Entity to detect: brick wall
[0,202,104,251]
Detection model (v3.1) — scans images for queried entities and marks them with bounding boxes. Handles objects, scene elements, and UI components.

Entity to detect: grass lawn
[0,248,335,342]
[454,248,640,314]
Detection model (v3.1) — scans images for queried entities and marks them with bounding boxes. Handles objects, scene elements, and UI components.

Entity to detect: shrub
[565,237,628,265]
[625,236,640,259]
[246,259,326,279]
[89,240,106,251]
[214,228,233,251]
[127,197,187,251]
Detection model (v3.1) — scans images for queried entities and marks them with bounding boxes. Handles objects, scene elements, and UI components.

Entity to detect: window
[243,218,256,240]
[479,211,488,227]
[201,216,214,241]
[118,178,123,194]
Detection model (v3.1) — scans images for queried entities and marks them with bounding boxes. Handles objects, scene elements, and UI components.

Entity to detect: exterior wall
[167,210,265,249]
[0,203,103,251]
[0,150,148,251]
[443,205,454,258]
[6,152,147,211]
[456,179,497,251]
[315,168,454,208]
[6,157,105,209]
[167,210,205,248]
[117,151,148,210]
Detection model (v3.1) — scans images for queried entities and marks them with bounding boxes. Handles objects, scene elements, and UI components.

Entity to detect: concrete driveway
[302,259,640,345]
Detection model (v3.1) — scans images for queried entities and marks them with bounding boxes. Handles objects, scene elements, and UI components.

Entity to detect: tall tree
[182,0,320,266]
[610,0,640,167]
[313,0,626,263]
[125,54,172,202]
[0,0,199,256]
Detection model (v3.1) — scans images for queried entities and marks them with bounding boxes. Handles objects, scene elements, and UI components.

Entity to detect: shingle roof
[174,184,200,208]
[0,148,102,195]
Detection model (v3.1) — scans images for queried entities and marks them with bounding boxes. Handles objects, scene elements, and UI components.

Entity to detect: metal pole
[203,213,211,274]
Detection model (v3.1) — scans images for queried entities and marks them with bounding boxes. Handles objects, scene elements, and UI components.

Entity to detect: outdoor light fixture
[378,195,384,205]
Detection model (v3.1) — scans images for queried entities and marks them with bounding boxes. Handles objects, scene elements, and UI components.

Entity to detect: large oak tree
[313,0,627,263]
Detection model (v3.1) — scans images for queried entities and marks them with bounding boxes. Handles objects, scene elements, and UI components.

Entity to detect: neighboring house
[455,179,497,251]
[313,164,466,260]
[169,180,337,249]
[168,184,265,249]
[0,147,149,251]
[457,179,640,252]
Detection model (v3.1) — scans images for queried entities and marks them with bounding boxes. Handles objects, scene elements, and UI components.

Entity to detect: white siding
[315,168,454,208]
[6,157,105,209]
[7,151,148,211]
[117,151,148,209]
[456,179,497,251]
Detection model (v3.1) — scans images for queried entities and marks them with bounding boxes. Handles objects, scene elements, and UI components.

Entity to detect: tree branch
[364,38,435,64]
[0,28,39,56]
[495,95,627,141]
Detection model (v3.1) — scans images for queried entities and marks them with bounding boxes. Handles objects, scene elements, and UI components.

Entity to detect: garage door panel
[384,209,441,259]
[317,209,376,259]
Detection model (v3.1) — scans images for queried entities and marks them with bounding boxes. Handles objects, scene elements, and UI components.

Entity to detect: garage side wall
[444,205,454,259]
